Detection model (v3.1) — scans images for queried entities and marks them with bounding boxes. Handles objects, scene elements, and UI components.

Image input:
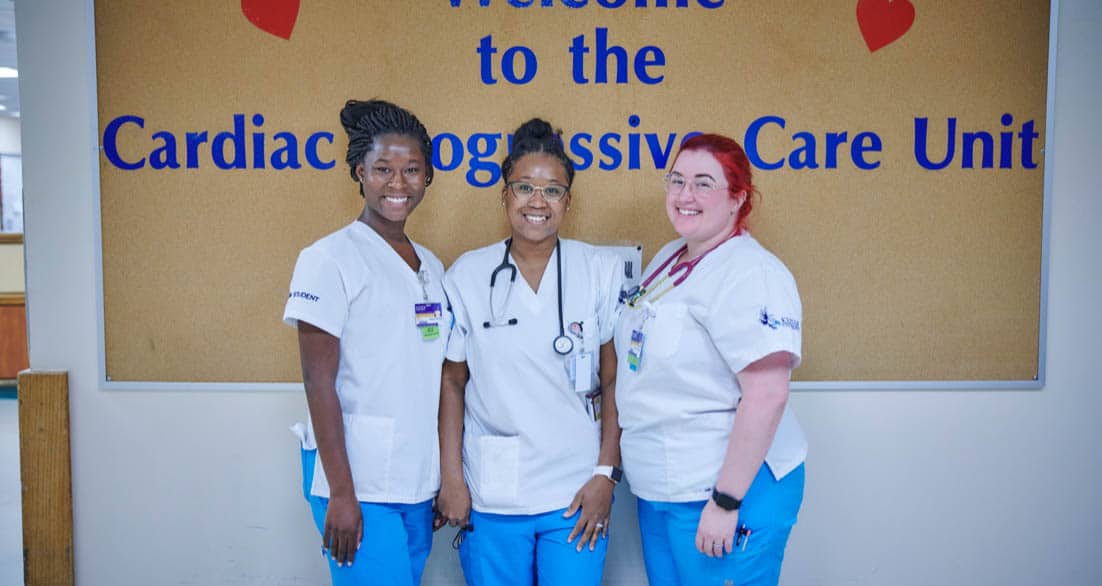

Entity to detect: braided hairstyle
[340,99,434,195]
[501,118,575,187]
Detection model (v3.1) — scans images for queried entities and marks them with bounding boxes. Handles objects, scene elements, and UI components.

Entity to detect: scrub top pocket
[474,435,520,509]
[320,413,394,498]
[646,303,688,359]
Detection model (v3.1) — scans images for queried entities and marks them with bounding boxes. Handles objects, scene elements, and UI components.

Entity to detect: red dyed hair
[675,133,755,234]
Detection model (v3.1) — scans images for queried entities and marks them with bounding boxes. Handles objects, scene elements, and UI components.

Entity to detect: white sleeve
[443,268,470,363]
[709,263,803,374]
[282,246,349,338]
[595,251,625,345]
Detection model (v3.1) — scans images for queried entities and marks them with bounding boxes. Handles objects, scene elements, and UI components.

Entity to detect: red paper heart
[856,0,915,53]
[241,0,300,40]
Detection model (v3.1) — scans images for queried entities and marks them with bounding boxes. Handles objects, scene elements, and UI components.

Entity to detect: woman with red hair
[613,133,806,585]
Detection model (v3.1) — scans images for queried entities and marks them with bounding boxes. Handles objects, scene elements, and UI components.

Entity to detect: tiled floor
[0,396,23,585]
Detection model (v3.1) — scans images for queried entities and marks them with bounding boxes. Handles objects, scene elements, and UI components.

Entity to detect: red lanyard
[629,231,739,308]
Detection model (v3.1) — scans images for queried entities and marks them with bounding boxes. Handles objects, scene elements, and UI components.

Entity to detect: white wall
[0,117,23,291]
[18,1,1101,585]
[0,117,20,155]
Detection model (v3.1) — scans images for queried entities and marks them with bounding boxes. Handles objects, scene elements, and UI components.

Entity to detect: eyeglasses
[507,182,569,202]
[664,173,726,196]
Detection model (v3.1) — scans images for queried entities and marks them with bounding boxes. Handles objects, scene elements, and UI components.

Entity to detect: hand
[695,499,740,558]
[564,475,615,552]
[435,479,472,531]
[323,493,363,567]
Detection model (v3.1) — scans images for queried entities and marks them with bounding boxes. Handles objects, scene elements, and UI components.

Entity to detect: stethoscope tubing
[485,238,573,355]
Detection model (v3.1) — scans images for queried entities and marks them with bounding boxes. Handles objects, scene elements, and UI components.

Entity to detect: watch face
[611,467,623,483]
[553,335,574,355]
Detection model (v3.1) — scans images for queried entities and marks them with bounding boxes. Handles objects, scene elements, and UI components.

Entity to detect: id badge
[627,329,645,372]
[586,389,602,422]
[567,351,595,393]
[414,302,443,341]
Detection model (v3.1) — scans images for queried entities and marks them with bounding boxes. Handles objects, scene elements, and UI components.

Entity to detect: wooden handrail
[18,370,75,586]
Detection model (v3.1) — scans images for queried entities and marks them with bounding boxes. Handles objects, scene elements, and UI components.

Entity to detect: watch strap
[593,465,623,484]
[711,487,742,511]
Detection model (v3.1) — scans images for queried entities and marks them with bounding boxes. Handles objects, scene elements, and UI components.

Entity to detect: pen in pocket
[735,526,752,551]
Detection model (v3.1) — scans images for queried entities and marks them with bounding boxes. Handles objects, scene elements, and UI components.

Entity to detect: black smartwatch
[711,487,742,511]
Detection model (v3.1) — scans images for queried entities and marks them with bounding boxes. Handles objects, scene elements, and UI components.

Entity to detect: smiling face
[356,133,429,233]
[666,149,743,254]
[502,152,571,246]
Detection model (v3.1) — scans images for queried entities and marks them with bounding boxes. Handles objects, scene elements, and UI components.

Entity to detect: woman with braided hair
[283,99,447,585]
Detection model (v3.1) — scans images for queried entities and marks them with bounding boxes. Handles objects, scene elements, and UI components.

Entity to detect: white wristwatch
[593,465,623,484]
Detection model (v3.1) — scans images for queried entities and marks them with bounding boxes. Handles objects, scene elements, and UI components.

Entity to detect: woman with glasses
[283,100,446,586]
[435,118,624,586]
[614,133,806,585]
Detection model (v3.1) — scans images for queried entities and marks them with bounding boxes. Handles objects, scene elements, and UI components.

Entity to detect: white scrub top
[614,233,806,504]
[444,239,623,515]
[283,220,448,504]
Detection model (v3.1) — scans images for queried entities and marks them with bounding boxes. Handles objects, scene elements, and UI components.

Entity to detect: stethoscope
[624,229,741,309]
[483,238,574,356]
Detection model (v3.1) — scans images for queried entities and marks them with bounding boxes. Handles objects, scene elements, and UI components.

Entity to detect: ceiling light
[0,67,17,78]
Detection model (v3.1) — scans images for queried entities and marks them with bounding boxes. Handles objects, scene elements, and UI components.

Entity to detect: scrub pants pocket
[459,509,607,586]
[636,464,805,586]
[300,448,434,586]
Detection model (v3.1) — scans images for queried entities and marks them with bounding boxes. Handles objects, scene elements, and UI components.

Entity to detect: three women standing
[286,109,804,586]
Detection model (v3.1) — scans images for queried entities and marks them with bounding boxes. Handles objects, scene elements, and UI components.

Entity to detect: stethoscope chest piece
[553,334,574,355]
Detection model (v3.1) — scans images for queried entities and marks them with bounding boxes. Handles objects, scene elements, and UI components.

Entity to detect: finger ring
[595,522,604,529]
[712,543,722,551]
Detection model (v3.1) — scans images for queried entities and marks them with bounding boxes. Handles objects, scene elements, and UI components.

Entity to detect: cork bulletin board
[94,0,1052,386]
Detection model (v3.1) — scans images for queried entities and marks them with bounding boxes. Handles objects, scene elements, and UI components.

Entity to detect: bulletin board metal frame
[89,0,1058,392]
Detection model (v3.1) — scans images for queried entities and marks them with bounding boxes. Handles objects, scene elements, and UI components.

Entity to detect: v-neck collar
[352,221,424,284]
[508,242,558,314]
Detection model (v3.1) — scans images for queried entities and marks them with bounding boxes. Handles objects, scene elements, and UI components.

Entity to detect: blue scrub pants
[458,507,608,586]
[301,448,433,586]
[637,463,805,586]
